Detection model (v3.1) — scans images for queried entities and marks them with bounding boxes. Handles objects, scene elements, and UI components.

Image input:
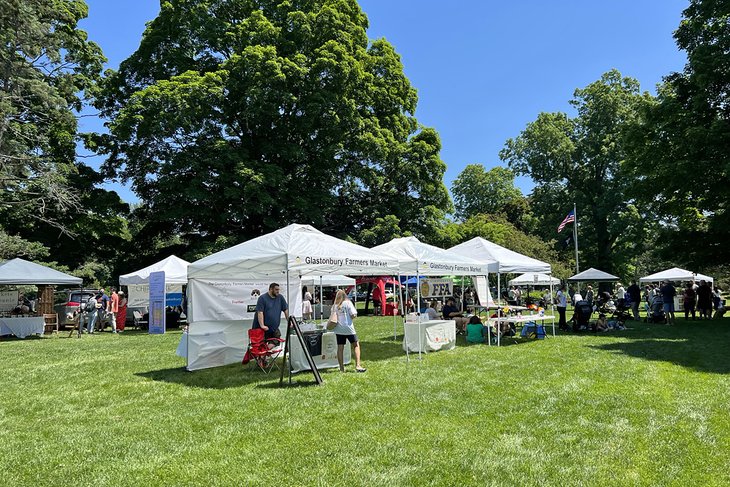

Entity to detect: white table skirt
[289,331,350,373]
[403,320,456,353]
[0,317,45,338]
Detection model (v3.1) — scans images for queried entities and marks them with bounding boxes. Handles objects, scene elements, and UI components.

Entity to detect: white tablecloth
[289,331,350,373]
[0,317,45,338]
[403,320,456,353]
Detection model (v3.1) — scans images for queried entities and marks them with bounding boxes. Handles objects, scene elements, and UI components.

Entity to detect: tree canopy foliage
[93,0,451,256]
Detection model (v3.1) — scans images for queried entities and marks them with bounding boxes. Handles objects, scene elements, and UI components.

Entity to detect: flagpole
[573,203,579,274]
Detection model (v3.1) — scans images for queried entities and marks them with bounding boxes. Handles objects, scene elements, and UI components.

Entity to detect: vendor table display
[0,316,44,338]
[288,330,350,373]
[402,319,456,353]
[487,314,556,344]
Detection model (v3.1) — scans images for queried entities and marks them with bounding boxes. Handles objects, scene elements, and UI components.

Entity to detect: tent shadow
[589,320,730,374]
[136,363,286,389]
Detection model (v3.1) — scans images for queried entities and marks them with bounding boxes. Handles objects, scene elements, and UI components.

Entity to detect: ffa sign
[421,279,453,298]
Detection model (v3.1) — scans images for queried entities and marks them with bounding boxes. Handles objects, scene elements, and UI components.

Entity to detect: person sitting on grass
[595,313,609,332]
[465,315,487,343]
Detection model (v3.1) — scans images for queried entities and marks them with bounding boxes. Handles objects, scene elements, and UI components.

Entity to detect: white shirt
[573,293,583,304]
[333,300,357,335]
[617,287,626,300]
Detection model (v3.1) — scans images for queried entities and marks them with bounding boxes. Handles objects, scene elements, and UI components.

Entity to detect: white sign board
[189,278,302,322]
[419,279,453,298]
[0,290,19,311]
[127,283,183,308]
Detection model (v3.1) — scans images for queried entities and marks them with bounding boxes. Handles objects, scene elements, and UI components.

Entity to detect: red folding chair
[242,328,284,374]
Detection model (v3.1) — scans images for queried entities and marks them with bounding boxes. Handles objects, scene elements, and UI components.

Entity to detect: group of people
[76,287,127,334]
[253,283,366,373]
[651,279,721,323]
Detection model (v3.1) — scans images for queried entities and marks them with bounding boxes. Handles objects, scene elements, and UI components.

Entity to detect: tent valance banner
[127,284,183,308]
[0,290,19,311]
[420,279,453,298]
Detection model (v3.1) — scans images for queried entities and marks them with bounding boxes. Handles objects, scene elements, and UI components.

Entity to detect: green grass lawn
[1,315,729,486]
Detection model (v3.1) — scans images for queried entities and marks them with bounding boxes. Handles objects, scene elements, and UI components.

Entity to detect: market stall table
[403,319,456,353]
[487,314,556,343]
[0,316,45,338]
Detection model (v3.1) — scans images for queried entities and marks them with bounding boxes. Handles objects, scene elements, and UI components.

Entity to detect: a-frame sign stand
[279,316,323,386]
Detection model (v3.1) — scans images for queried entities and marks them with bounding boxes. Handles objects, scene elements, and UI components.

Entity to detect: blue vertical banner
[149,271,166,335]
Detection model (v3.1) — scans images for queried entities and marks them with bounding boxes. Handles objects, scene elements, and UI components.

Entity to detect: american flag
[557,210,575,233]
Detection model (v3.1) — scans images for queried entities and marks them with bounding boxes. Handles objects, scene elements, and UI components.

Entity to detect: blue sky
[80,0,689,203]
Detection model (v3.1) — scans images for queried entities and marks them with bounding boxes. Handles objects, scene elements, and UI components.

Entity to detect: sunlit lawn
[1,314,729,486]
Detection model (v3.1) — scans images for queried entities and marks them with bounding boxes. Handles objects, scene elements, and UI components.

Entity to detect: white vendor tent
[568,268,619,282]
[184,224,399,371]
[640,267,713,284]
[119,255,190,285]
[0,258,82,285]
[509,273,560,286]
[450,237,553,346]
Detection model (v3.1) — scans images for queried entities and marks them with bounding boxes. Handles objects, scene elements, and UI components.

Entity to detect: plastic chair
[43,313,59,335]
[242,328,284,374]
[133,310,148,330]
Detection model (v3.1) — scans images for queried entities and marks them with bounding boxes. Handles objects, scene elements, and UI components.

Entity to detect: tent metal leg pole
[417,274,422,361]
[550,274,555,336]
[319,276,323,321]
[497,273,501,347]
[393,275,397,341]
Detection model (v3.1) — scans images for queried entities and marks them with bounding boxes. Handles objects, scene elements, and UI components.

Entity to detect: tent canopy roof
[301,275,356,287]
[509,273,560,286]
[372,236,488,275]
[0,258,82,285]
[640,267,713,283]
[449,237,551,274]
[119,255,190,285]
[188,224,399,280]
[568,268,620,282]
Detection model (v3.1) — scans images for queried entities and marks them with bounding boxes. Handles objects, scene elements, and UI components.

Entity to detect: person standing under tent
[109,287,119,333]
[86,294,98,334]
[116,291,128,332]
[696,280,713,320]
[616,283,626,302]
[586,286,594,307]
[252,283,289,339]
[332,290,365,373]
[682,282,696,321]
[626,281,642,321]
[557,285,568,331]
[301,286,313,321]
[660,280,677,325]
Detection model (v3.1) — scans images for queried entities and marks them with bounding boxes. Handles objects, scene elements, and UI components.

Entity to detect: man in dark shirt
[660,280,676,324]
[626,281,642,321]
[441,297,468,332]
[252,282,289,339]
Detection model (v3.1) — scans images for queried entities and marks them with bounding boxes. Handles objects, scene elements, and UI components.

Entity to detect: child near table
[465,315,487,343]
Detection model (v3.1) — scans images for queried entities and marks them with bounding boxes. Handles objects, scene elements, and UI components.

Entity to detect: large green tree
[626,0,730,269]
[94,0,451,250]
[451,165,527,225]
[500,70,651,275]
[0,0,104,228]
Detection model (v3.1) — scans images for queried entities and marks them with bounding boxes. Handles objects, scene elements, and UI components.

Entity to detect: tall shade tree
[626,0,730,268]
[500,70,652,275]
[0,0,104,227]
[94,0,451,248]
[451,165,524,223]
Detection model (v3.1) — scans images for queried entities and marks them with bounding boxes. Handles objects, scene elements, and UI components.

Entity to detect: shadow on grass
[136,363,286,389]
[590,319,730,374]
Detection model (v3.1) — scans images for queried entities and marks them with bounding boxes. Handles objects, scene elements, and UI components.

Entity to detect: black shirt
[442,304,460,318]
[627,284,641,302]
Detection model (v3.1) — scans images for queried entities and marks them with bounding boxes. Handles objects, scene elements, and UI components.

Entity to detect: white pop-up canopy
[640,267,713,284]
[119,255,190,285]
[184,224,399,371]
[509,273,560,286]
[372,236,489,276]
[568,268,619,283]
[449,237,551,274]
[0,258,82,285]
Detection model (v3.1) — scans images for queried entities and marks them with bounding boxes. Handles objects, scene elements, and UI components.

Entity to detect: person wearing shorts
[332,289,365,372]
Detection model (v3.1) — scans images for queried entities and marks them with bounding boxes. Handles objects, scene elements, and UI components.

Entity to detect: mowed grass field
[1,315,729,486]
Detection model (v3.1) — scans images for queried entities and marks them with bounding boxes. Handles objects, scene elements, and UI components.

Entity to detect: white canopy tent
[185,224,399,371]
[119,255,190,285]
[372,237,490,355]
[640,267,714,284]
[0,258,82,285]
[509,273,560,286]
[119,255,190,308]
[301,275,355,288]
[568,268,620,283]
[450,237,553,346]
